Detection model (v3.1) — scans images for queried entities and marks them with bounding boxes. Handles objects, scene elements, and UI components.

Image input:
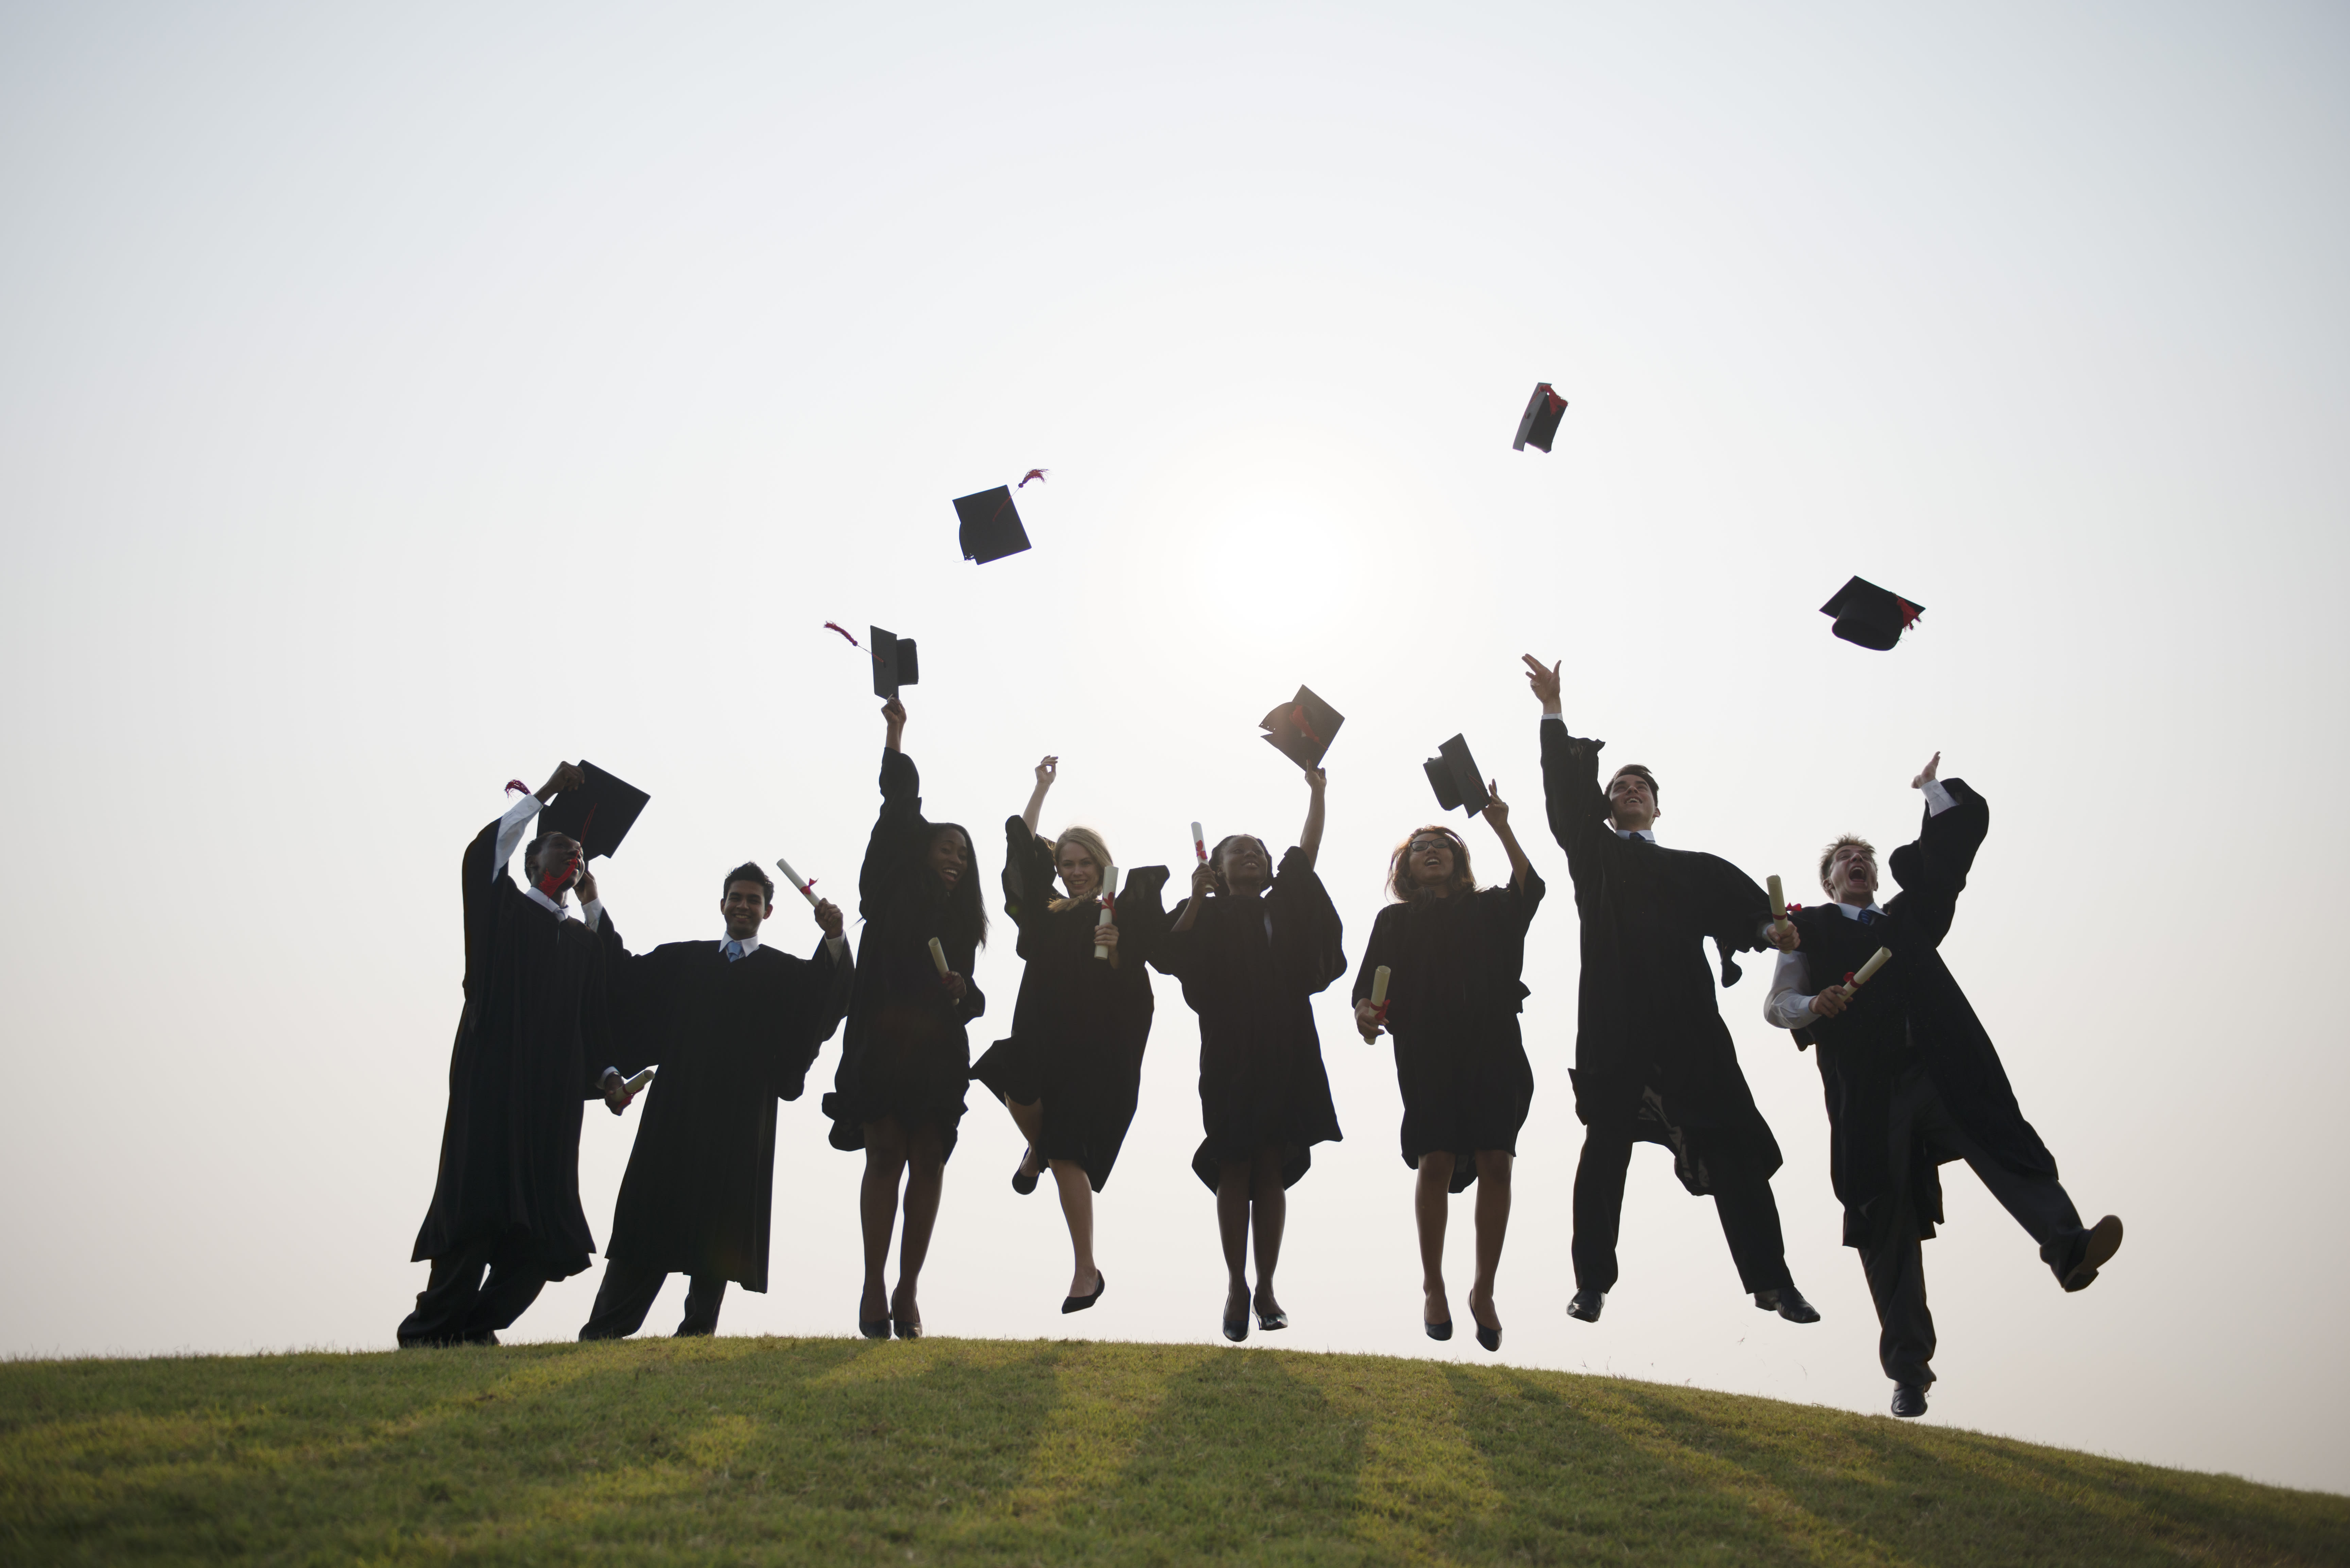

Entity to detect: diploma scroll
[1766,875,1786,921]
[927,937,950,979]
[1094,866,1120,960]
[774,855,820,907]
[1370,964,1392,1027]
[623,1067,655,1095]
[1191,821,1207,862]
[1847,946,1893,989]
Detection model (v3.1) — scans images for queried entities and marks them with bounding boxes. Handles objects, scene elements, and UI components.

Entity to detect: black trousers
[398,1237,550,1347]
[578,1258,729,1341]
[1571,1119,1793,1295]
[1862,1066,2086,1387]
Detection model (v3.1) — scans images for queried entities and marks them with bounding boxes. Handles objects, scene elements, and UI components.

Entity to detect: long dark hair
[920,821,989,950]
[1386,825,1476,902]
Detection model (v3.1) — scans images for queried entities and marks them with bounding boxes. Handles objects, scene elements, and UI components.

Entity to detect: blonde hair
[1047,826,1116,908]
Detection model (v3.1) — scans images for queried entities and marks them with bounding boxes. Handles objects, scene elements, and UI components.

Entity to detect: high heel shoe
[1424,1318,1453,1341]
[1062,1272,1106,1314]
[1475,1324,1502,1353]
[1012,1153,1040,1196]
[1256,1308,1289,1332]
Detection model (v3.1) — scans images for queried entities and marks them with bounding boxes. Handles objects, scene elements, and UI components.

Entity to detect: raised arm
[1297,766,1328,869]
[1480,778,1534,890]
[1887,753,1987,945]
[1525,656,1611,877]
[1020,755,1057,834]
[861,719,926,915]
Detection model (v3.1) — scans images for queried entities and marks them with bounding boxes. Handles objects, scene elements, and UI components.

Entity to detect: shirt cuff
[581,898,604,932]
[1540,711,1565,723]
[1922,780,1956,816]
[824,934,847,960]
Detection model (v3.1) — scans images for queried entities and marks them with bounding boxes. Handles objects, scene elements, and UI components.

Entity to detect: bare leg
[1250,1146,1288,1320]
[1216,1160,1252,1321]
[891,1121,948,1331]
[1467,1150,1512,1332]
[859,1118,910,1323]
[1050,1160,1098,1297]
[1415,1151,1454,1325]
[1006,1097,1044,1181]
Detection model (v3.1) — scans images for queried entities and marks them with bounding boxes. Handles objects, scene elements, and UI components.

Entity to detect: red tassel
[1018,469,1048,488]
[1895,598,1921,630]
[504,779,528,796]
[823,622,861,647]
[1289,704,1323,746]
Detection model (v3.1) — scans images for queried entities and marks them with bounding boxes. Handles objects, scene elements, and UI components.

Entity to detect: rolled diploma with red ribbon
[1766,875,1786,921]
[1094,865,1120,960]
[623,1067,655,1095]
[1848,946,1893,989]
[928,937,950,979]
[1191,821,1207,862]
[1370,964,1391,1025]
[774,855,820,907]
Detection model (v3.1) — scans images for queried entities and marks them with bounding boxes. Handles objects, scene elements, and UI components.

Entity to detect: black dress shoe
[1012,1155,1040,1196]
[859,1318,891,1340]
[1475,1324,1502,1353]
[2059,1215,2123,1292]
[1257,1308,1289,1332]
[1062,1272,1106,1314]
[893,1318,923,1340]
[1891,1383,1930,1419]
[1222,1312,1248,1343]
[1425,1318,1453,1341]
[1567,1288,1606,1323]
[1754,1286,1821,1324]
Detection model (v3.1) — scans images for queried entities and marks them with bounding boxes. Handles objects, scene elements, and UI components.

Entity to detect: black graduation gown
[1152,847,1346,1191]
[823,748,986,1159]
[1789,779,2060,1249]
[1349,869,1546,1191]
[1538,719,1782,1194]
[411,814,618,1277]
[599,935,853,1291]
[970,821,1170,1190]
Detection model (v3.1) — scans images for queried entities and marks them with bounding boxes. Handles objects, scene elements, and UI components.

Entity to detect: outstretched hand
[1034,755,1058,789]
[1521,655,1562,713]
[540,761,586,801]
[1912,751,1941,789]
[1302,765,1327,794]
[1766,918,1801,953]
[1480,780,1509,831]
[812,897,844,940]
[601,1069,636,1116]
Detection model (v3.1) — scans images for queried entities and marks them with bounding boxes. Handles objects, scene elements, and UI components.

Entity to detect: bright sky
[3,0,2345,1495]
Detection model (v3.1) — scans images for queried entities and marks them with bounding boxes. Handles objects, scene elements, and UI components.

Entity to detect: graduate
[821,697,987,1339]
[1152,765,1344,1341]
[400,763,635,1347]
[577,863,854,1341]
[1522,657,1820,1326]
[1765,753,2122,1419]
[970,757,1170,1314]
[1351,787,1543,1353]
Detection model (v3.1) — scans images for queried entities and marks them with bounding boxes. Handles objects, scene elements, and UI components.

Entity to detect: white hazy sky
[3,0,2345,1495]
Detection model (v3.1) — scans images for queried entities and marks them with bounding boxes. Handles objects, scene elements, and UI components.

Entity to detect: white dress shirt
[495,792,602,929]
[1763,781,1959,1029]
[724,931,850,961]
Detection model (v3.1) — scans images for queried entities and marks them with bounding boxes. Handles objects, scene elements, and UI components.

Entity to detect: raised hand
[1190,861,1219,901]
[1035,755,1059,789]
[574,868,599,905]
[812,897,845,939]
[1521,655,1562,713]
[1481,780,1509,831]
[1912,751,1941,789]
[540,761,586,800]
[1302,766,1327,794]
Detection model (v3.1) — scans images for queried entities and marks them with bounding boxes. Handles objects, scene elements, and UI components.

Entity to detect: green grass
[2,1336,2342,1565]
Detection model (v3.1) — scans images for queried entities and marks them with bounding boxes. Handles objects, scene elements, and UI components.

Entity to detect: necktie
[1857,909,1879,926]
[724,939,745,962]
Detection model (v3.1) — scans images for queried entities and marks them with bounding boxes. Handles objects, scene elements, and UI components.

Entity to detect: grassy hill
[2,1335,2342,1565]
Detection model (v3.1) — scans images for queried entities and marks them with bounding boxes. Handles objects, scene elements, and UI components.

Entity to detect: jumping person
[1523,655,1820,1327]
[1352,785,1542,1353]
[1152,765,1344,1342]
[821,697,987,1340]
[1765,753,2121,1419]
[577,862,854,1341]
[971,756,1170,1315]
[400,763,634,1347]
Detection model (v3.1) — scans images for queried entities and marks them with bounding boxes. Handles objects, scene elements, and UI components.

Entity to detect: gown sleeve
[1001,817,1061,958]
[1151,897,1201,980]
[860,749,926,919]
[778,937,856,1101]
[603,934,683,1078]
[1268,847,1347,994]
[1113,866,1173,972]
[1885,778,1989,948]
[1538,721,1614,896]
[577,914,621,1097]
[1682,853,1774,989]
[1350,904,1402,1005]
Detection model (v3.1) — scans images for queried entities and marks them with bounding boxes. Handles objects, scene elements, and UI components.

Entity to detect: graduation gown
[1350,869,1546,1190]
[823,748,987,1158]
[1538,719,1782,1194]
[970,821,1170,1190]
[1152,847,1346,1191]
[1789,779,2060,1249]
[411,813,618,1277]
[600,935,853,1291]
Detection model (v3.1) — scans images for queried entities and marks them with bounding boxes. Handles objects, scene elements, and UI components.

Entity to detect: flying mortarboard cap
[1513,382,1568,453]
[869,625,919,698]
[955,486,1032,565]
[1423,734,1491,815]
[541,761,650,860]
[1260,685,1344,771]
[1819,577,1924,651]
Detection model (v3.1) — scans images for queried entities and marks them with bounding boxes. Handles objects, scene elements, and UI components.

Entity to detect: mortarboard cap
[1423,734,1491,815]
[869,625,919,698]
[955,486,1032,565]
[1260,685,1344,771]
[542,761,650,860]
[1513,383,1568,453]
[1819,577,1924,651]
